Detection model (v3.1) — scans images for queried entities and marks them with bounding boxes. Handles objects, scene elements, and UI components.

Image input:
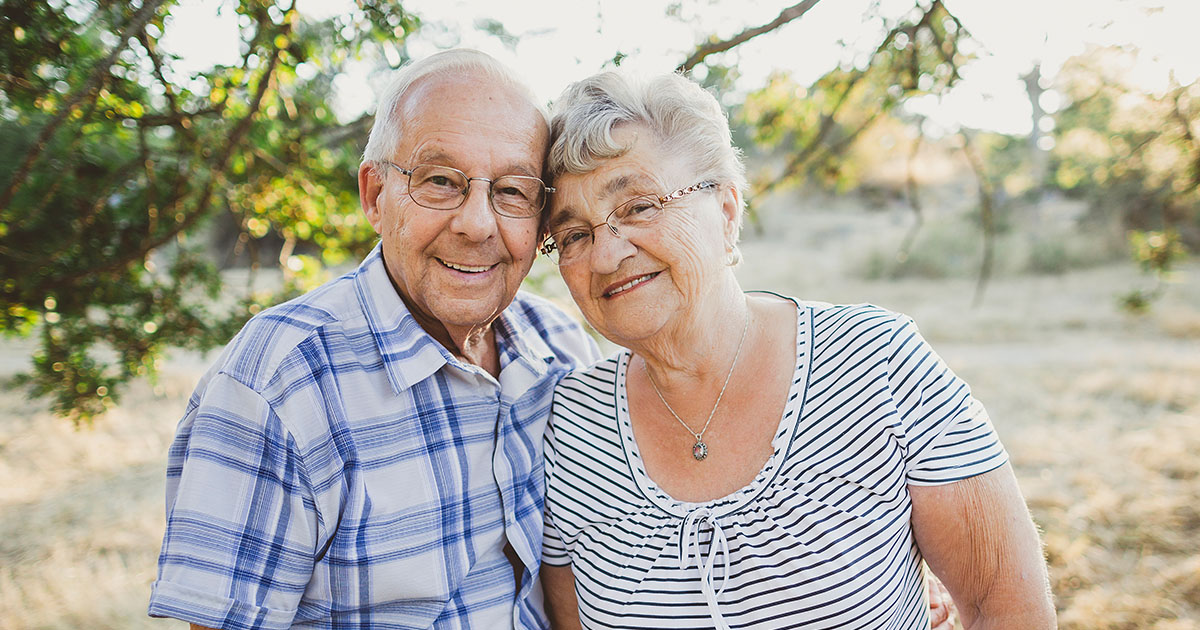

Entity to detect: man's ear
[359,162,385,234]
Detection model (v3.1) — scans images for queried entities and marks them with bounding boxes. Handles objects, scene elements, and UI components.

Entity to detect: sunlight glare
[156,0,1200,134]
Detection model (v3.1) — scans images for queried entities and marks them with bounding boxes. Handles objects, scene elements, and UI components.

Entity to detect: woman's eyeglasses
[540,181,718,265]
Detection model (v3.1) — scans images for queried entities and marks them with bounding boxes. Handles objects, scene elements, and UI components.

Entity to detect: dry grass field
[1,191,1197,629]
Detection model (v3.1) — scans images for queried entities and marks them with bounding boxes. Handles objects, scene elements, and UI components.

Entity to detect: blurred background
[1,0,1197,628]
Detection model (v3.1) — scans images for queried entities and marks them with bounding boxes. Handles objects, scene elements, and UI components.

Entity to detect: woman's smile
[602,271,661,298]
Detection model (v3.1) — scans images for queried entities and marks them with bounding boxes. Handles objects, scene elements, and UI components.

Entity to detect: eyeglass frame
[539,180,719,265]
[380,160,555,219]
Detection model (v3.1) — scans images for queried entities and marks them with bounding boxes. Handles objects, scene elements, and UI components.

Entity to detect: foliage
[738,0,972,199]
[1118,229,1188,314]
[0,0,418,422]
[1047,47,1198,311]
[1050,47,1200,243]
[6,0,1193,420]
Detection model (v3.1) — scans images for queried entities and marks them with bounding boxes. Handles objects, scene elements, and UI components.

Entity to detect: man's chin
[426,295,511,332]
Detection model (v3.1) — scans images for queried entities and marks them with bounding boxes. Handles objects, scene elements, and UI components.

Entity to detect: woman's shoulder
[796,299,900,319]
[792,300,909,334]
[548,353,628,458]
[553,351,625,406]
[747,290,906,324]
[558,350,623,384]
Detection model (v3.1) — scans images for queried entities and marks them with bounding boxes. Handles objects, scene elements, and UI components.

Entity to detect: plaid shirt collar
[353,244,554,395]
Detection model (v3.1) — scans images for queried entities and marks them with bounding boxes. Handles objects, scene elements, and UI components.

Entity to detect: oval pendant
[692,441,708,461]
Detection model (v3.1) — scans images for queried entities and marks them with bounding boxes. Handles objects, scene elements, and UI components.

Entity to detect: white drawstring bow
[679,508,731,630]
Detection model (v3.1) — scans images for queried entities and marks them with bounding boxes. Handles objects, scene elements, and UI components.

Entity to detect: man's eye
[495,185,531,200]
[426,175,457,188]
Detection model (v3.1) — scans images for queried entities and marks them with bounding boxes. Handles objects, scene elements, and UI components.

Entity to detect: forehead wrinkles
[549,170,658,232]
[397,75,547,175]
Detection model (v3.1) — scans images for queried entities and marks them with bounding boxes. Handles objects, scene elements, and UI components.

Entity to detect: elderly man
[148,49,599,629]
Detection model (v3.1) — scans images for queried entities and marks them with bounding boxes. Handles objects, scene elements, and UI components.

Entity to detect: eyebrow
[602,174,652,198]
[546,206,580,234]
[547,174,658,233]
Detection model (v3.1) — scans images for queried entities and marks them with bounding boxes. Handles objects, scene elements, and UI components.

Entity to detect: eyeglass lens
[406,164,546,217]
[544,196,666,264]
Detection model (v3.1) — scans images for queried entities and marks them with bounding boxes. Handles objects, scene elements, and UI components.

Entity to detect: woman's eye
[624,200,657,216]
[560,230,589,247]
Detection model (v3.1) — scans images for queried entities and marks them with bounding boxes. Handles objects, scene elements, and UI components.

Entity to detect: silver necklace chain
[643,311,751,461]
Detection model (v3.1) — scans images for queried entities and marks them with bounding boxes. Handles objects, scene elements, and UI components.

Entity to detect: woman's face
[546,125,738,346]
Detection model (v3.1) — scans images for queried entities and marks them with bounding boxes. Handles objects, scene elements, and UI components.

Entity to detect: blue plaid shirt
[149,244,599,629]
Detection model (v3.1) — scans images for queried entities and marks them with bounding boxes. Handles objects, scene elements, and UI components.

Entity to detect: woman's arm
[542,563,584,630]
[910,462,1057,629]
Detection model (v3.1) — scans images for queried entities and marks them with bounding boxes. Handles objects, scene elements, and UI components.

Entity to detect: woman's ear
[719,184,742,246]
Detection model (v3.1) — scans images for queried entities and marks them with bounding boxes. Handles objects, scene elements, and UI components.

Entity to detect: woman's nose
[588,225,637,274]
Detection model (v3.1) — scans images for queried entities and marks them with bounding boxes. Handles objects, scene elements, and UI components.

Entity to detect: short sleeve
[541,410,572,566]
[148,373,318,630]
[887,315,1009,485]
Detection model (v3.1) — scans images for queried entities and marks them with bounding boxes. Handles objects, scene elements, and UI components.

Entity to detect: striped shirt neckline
[611,300,811,519]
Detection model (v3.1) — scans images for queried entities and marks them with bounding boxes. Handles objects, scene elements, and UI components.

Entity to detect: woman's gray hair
[361,49,546,166]
[547,71,747,224]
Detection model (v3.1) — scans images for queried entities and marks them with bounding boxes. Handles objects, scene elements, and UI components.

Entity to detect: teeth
[607,274,654,296]
[441,260,491,273]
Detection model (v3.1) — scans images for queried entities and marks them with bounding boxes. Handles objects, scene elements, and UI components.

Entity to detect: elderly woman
[537,71,1056,630]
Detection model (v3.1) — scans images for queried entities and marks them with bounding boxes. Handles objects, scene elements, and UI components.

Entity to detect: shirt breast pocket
[321,449,455,618]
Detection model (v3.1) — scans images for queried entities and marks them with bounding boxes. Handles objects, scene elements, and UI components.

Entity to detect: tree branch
[319,112,375,149]
[135,29,206,143]
[676,0,823,73]
[752,9,925,199]
[1170,87,1200,195]
[0,0,167,211]
[754,69,867,199]
[92,16,292,278]
[898,122,926,263]
[960,130,997,307]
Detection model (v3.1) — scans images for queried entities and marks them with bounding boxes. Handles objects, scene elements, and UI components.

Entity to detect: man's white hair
[361,49,547,167]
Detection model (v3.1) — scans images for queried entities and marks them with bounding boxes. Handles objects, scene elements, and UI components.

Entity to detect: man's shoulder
[507,290,579,329]
[216,272,365,392]
[507,290,600,366]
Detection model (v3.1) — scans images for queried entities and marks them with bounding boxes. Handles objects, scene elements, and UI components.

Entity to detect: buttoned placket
[490,328,555,630]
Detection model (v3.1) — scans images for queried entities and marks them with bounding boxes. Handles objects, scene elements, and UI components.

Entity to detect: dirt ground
[1,196,1198,629]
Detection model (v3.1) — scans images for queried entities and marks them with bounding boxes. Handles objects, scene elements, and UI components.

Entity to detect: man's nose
[450,180,499,241]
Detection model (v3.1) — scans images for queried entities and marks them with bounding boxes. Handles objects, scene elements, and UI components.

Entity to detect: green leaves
[736,0,973,200]
[0,0,415,423]
[1051,50,1199,311]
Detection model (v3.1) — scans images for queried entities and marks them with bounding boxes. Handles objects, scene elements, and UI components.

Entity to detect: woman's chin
[591,312,672,348]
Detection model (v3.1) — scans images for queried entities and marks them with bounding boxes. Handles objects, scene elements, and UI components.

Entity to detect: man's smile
[437,258,497,273]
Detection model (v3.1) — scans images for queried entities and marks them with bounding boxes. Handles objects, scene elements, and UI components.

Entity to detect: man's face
[359,73,548,342]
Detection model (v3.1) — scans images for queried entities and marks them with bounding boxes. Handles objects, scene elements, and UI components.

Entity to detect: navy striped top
[543,301,1008,629]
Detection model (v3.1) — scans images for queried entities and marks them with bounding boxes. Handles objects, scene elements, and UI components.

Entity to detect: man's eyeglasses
[381,161,553,219]
[539,181,718,265]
